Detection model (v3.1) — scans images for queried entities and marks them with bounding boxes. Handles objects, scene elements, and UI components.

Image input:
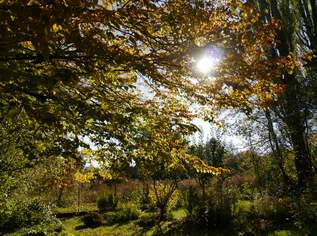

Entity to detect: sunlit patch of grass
[60,209,186,236]
[268,230,298,236]
[62,217,82,233]
[61,216,143,236]
[54,203,97,214]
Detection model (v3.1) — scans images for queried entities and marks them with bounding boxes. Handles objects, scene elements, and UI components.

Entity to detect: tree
[252,0,317,189]
[4,0,309,224]
[0,110,79,202]
[1,3,247,217]
[229,108,295,192]
[189,137,225,197]
[188,0,316,190]
[0,0,283,154]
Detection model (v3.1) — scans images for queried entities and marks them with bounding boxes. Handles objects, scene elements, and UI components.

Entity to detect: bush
[183,186,201,218]
[81,212,105,228]
[104,202,140,224]
[148,182,180,218]
[129,187,157,212]
[140,201,157,212]
[122,202,140,220]
[16,220,62,236]
[192,195,234,228]
[182,181,237,229]
[293,192,317,233]
[97,194,118,212]
[137,212,158,228]
[253,194,293,223]
[0,199,61,233]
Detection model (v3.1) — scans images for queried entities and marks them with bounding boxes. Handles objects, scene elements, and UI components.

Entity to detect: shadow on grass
[75,223,107,230]
[75,224,89,230]
[153,219,236,236]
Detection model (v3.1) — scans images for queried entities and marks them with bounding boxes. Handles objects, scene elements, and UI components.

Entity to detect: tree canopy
[0,0,316,194]
[0,0,276,172]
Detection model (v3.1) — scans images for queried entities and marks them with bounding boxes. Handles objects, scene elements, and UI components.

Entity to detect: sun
[194,46,222,74]
[196,56,218,74]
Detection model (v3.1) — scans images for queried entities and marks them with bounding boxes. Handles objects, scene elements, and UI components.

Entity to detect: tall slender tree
[254,0,316,189]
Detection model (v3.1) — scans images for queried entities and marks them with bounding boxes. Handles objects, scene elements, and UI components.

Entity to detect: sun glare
[196,56,217,74]
[194,46,222,74]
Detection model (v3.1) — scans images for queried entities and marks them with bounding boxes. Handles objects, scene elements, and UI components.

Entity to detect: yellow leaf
[52,23,62,33]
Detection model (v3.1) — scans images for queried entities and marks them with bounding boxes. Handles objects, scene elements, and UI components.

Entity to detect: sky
[135,75,246,151]
[191,117,247,152]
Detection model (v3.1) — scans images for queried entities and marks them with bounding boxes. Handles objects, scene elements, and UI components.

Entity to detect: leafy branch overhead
[1,0,315,183]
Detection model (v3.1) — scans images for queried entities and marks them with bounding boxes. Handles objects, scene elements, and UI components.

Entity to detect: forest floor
[57,202,300,236]
[60,208,186,235]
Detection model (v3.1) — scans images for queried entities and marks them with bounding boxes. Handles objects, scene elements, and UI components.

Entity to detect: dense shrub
[140,191,156,211]
[148,182,179,218]
[253,194,293,223]
[120,202,140,221]
[137,212,158,228]
[81,212,105,228]
[104,202,140,224]
[128,188,156,211]
[0,199,61,233]
[193,195,234,228]
[183,186,201,218]
[182,181,237,229]
[293,192,317,233]
[15,220,62,236]
[97,194,118,212]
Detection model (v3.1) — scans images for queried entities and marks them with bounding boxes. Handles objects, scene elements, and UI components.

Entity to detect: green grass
[61,217,144,236]
[268,230,298,236]
[60,208,187,235]
[57,204,304,236]
[53,203,97,214]
[61,217,82,234]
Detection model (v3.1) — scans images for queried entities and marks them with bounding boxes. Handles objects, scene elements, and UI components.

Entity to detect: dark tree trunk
[198,177,207,198]
[282,73,313,189]
[256,0,314,190]
[56,185,65,207]
[247,132,264,192]
[265,109,292,189]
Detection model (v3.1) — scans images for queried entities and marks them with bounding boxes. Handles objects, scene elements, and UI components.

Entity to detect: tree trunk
[247,132,263,192]
[77,183,81,214]
[256,0,314,190]
[265,109,292,189]
[56,185,65,207]
[198,177,207,198]
[282,73,313,189]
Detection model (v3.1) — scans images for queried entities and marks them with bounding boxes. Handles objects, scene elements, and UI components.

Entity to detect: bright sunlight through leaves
[195,46,222,74]
[196,56,218,74]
